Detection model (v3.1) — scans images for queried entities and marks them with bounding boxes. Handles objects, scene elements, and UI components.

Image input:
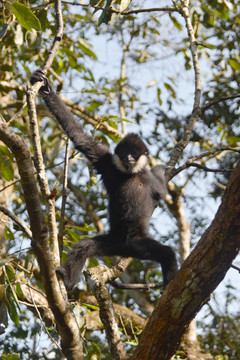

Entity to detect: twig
[41,1,179,16]
[201,93,240,113]
[111,280,163,290]
[186,163,233,173]
[169,146,240,178]
[0,205,32,239]
[166,2,201,178]
[42,0,63,73]
[231,264,240,273]
[27,282,62,350]
[8,99,27,124]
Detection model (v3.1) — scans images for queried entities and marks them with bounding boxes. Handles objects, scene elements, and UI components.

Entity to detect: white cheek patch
[132,154,149,173]
[113,154,149,173]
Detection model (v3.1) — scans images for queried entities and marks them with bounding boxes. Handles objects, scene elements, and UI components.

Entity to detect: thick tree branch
[84,258,132,360]
[6,0,83,358]
[131,160,240,360]
[0,119,82,359]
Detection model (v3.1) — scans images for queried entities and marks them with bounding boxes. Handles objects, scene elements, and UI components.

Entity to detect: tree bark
[0,121,83,360]
[131,160,240,360]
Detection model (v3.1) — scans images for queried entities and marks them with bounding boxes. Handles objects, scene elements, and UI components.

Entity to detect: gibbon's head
[113,133,150,174]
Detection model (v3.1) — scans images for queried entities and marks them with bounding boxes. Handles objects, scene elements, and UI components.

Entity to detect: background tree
[0,0,240,359]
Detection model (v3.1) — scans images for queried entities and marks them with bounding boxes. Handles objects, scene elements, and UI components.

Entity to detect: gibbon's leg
[124,238,178,288]
[57,234,112,291]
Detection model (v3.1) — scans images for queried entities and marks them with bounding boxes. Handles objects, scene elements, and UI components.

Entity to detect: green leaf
[0,145,13,157]
[229,59,240,72]
[98,0,113,25]
[86,101,103,111]
[78,38,97,60]
[1,159,14,181]
[9,2,42,31]
[169,14,183,31]
[81,303,100,311]
[157,87,162,106]
[16,282,24,299]
[7,300,19,324]
[1,354,20,360]
[5,265,16,283]
[4,226,14,241]
[164,82,177,98]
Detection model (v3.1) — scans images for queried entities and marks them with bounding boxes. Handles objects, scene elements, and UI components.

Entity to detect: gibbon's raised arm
[30,70,108,166]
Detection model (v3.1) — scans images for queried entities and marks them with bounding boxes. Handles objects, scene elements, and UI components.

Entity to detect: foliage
[198,285,240,360]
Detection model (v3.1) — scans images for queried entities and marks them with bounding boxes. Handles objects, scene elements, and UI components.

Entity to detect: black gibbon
[30,69,178,291]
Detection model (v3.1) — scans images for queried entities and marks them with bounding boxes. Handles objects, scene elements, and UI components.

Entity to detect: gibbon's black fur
[30,69,178,290]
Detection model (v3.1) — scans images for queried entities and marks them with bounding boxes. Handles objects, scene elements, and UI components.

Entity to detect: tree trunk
[131,160,240,360]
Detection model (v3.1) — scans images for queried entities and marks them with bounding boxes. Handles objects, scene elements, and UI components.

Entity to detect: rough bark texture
[131,160,240,360]
[0,122,83,360]
[166,183,214,359]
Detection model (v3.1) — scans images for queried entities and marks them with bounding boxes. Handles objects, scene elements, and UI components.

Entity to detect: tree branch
[170,146,240,178]
[111,280,162,290]
[0,205,32,239]
[131,159,240,360]
[25,1,83,358]
[84,258,132,360]
[166,2,202,178]
[0,118,82,360]
[201,93,240,113]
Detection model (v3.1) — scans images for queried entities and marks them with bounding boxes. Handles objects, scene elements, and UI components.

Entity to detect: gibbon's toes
[56,265,75,291]
[56,265,67,280]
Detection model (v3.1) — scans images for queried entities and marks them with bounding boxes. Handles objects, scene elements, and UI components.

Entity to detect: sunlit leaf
[157,87,162,106]
[120,0,131,12]
[79,39,98,60]
[229,59,240,72]
[169,14,183,31]
[1,159,14,181]
[9,2,42,31]
[147,80,157,88]
[4,226,14,241]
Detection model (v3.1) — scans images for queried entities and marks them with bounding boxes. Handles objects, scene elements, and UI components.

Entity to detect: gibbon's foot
[56,264,77,291]
[162,262,178,289]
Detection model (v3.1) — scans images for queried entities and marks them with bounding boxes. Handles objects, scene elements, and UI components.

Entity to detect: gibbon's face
[113,133,150,174]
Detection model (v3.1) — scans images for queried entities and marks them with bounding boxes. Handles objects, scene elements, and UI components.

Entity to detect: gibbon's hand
[30,69,52,95]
